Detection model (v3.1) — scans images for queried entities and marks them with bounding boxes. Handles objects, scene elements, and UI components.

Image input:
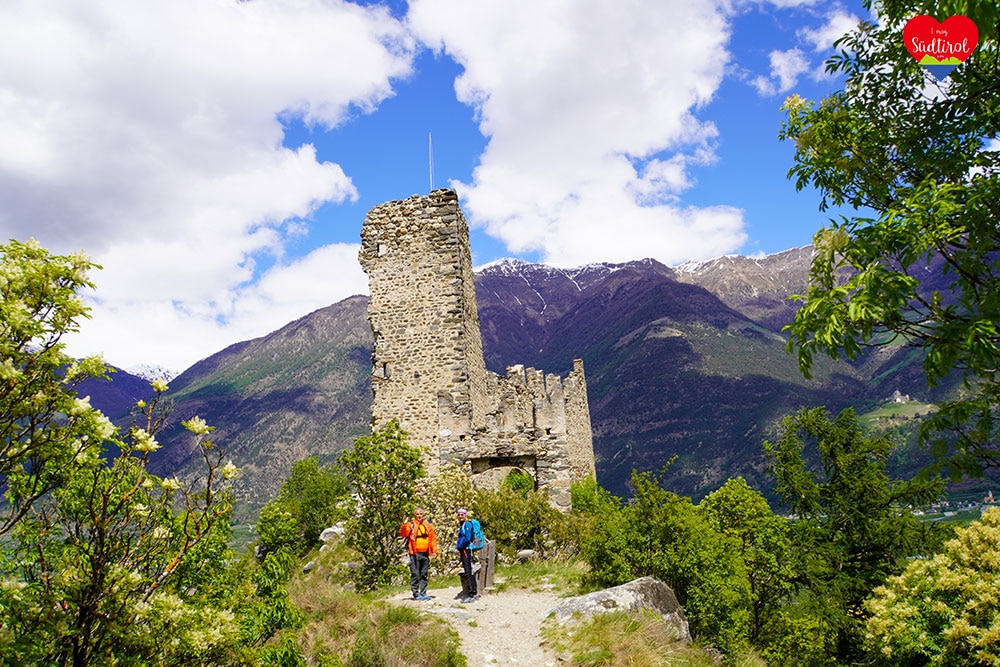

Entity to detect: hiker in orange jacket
[400,508,438,600]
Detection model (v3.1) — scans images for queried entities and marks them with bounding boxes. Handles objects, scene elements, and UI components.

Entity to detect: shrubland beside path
[394,583,563,667]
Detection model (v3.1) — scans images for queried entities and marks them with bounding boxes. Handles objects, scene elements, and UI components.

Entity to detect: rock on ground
[550,576,690,642]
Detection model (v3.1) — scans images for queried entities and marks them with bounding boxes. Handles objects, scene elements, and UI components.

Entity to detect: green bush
[576,471,753,658]
[474,475,575,561]
[759,603,839,667]
[274,456,351,552]
[256,502,301,555]
[338,420,423,591]
[501,468,536,496]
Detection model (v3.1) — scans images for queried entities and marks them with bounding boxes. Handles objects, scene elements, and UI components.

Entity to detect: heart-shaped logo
[903,15,978,79]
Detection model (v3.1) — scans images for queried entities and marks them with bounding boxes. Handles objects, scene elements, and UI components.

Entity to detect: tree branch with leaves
[780,1,1000,478]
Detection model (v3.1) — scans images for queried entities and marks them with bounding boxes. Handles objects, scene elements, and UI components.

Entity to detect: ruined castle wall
[360,189,596,508]
[565,359,597,480]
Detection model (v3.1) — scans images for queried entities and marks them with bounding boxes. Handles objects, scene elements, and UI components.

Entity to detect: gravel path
[393,583,564,666]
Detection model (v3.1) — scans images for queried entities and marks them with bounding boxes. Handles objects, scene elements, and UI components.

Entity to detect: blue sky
[0,0,868,372]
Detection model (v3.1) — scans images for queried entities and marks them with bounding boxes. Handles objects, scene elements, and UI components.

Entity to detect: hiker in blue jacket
[455,508,478,603]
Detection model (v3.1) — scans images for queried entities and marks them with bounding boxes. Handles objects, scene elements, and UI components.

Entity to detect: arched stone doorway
[469,456,537,491]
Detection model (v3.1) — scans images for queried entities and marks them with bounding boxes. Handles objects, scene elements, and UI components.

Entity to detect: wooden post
[476,540,496,592]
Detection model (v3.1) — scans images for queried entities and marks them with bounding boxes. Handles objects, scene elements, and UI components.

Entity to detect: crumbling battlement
[359,189,595,509]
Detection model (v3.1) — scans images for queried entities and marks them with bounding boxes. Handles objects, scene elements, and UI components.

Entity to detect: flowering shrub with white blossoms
[0,239,299,666]
[0,380,244,665]
[865,507,1000,665]
[0,242,109,537]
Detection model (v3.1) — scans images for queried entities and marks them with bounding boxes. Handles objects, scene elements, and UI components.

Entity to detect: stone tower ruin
[359,189,596,510]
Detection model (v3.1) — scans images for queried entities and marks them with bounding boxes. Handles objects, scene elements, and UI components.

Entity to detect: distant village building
[358,189,596,510]
[890,389,911,404]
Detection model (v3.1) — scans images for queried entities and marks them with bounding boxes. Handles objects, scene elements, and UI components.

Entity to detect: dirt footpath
[393,584,563,666]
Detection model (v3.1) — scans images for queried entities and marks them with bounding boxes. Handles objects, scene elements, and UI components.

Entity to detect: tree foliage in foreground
[0,385,246,666]
[0,239,108,535]
[779,0,1000,478]
[865,506,1000,666]
[338,419,423,591]
[699,477,795,645]
[764,407,946,665]
[0,239,303,665]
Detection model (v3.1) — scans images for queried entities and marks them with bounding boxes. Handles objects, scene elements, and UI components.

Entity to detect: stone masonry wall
[359,189,595,508]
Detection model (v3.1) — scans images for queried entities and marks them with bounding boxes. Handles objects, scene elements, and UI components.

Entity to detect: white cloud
[749,5,861,96]
[0,0,867,372]
[757,0,821,7]
[68,243,368,370]
[800,9,861,52]
[408,0,747,267]
[753,48,811,95]
[0,0,413,370]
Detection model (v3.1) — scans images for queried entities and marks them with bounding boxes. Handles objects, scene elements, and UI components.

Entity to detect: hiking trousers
[409,551,430,597]
[459,547,476,596]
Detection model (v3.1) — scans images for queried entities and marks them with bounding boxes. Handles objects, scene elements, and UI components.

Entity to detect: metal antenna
[428,132,434,192]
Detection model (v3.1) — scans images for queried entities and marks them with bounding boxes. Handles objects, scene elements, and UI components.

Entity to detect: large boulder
[550,577,690,641]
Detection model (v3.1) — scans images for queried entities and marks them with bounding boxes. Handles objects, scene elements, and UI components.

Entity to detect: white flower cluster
[70,396,93,415]
[93,412,115,441]
[182,416,213,436]
[220,461,240,480]
[132,428,160,453]
[160,477,183,492]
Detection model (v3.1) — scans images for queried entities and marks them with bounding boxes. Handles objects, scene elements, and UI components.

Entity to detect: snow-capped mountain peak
[124,363,180,383]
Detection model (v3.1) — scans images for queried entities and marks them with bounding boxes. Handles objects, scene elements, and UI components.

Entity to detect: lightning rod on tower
[428,132,434,192]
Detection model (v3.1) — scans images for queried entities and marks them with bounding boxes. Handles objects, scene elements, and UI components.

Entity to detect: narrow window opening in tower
[382,363,390,379]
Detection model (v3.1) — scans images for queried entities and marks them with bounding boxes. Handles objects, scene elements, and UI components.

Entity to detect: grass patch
[286,546,466,667]
[858,401,937,428]
[491,559,589,595]
[541,610,763,667]
[290,584,464,667]
[920,508,985,525]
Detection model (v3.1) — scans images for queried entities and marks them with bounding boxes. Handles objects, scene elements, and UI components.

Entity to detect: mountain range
[81,247,962,515]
